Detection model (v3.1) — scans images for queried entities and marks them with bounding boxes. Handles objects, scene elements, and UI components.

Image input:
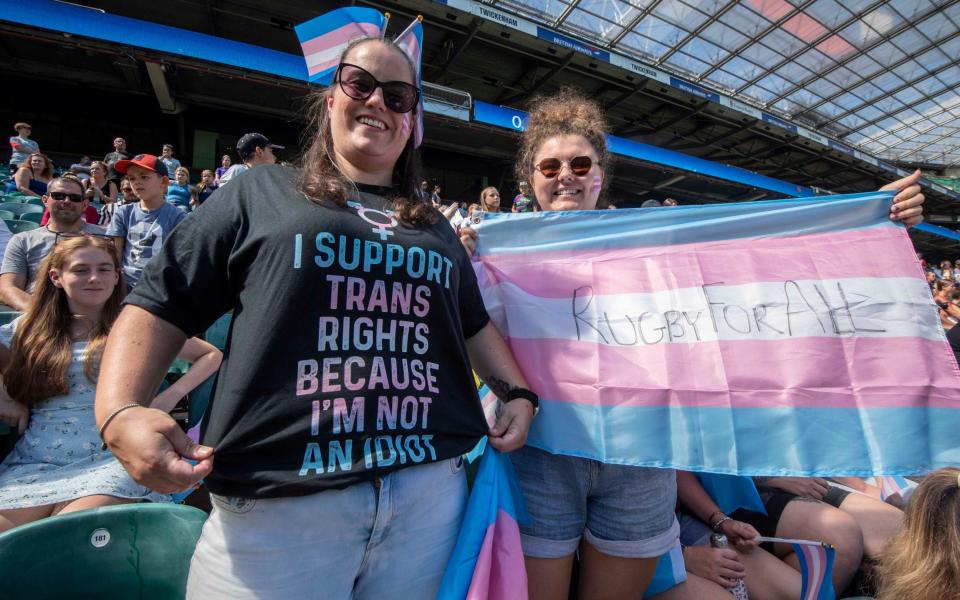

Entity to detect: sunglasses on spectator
[48,191,85,203]
[335,63,420,114]
[54,232,114,245]
[535,156,593,178]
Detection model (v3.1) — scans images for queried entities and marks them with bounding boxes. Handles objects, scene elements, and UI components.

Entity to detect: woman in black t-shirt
[93,33,536,600]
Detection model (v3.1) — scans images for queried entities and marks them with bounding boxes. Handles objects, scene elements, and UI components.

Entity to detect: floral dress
[0,322,168,509]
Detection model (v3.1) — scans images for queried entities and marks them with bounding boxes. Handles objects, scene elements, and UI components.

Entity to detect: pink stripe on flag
[801,545,825,600]
[307,58,340,77]
[479,226,920,298]
[300,22,383,57]
[466,509,527,600]
[509,336,960,408]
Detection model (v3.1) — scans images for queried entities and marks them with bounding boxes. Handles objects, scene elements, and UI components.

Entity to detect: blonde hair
[515,87,611,207]
[876,468,960,600]
[3,236,126,407]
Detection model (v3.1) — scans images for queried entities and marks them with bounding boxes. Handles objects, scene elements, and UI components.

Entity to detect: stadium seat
[18,211,43,224]
[0,503,207,598]
[0,310,20,325]
[5,220,39,233]
[24,197,45,207]
[0,209,16,221]
[205,312,232,350]
[0,202,43,216]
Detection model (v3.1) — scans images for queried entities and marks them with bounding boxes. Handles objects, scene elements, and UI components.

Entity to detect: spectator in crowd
[83,161,118,205]
[605,200,617,209]
[7,153,53,197]
[95,36,534,598]
[420,179,430,201]
[642,198,663,208]
[106,154,186,289]
[479,186,501,213]
[68,155,93,181]
[431,184,443,205]
[0,235,221,532]
[663,198,679,207]
[0,175,105,311]
[512,180,535,212]
[938,260,954,282]
[40,170,102,227]
[119,177,138,204]
[213,154,231,186]
[159,144,181,178]
[876,468,960,600]
[103,137,130,185]
[166,166,196,212]
[8,122,38,175]
[467,202,481,216]
[217,133,282,186]
[195,169,217,207]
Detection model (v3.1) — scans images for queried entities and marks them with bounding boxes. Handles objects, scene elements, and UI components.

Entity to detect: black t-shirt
[127,165,490,498]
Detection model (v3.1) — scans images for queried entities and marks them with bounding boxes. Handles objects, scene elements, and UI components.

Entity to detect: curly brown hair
[514,87,612,208]
[297,38,434,227]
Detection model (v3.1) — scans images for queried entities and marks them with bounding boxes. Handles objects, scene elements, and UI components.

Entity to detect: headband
[295,8,425,148]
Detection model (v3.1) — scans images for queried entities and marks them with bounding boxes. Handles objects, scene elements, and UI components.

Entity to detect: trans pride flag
[437,447,528,600]
[794,542,837,600]
[294,7,386,85]
[471,192,960,476]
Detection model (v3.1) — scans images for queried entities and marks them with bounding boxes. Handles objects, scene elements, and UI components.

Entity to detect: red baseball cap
[114,153,169,177]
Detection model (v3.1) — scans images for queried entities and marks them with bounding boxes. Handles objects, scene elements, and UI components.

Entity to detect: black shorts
[731,485,850,553]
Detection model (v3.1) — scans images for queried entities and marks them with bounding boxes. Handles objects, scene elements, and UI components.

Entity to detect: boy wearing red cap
[107,154,186,288]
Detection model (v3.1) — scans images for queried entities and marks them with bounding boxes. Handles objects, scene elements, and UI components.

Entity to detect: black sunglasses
[535,156,594,179]
[54,231,115,244]
[49,191,85,203]
[335,63,420,114]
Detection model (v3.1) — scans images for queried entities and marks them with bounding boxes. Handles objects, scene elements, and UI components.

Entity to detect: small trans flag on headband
[295,7,387,85]
[294,8,425,147]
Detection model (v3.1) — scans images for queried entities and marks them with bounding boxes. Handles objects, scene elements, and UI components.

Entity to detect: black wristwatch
[506,387,540,417]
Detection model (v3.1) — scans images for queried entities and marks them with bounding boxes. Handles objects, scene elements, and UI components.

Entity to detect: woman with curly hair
[461,87,926,599]
[876,468,960,600]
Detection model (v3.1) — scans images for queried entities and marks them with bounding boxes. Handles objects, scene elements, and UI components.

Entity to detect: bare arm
[149,337,222,413]
[465,321,534,452]
[95,305,213,493]
[103,181,119,205]
[14,169,39,197]
[0,272,32,312]
[677,470,759,552]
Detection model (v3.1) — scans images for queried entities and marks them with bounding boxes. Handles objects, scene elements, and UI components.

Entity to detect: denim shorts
[186,458,467,599]
[510,445,679,559]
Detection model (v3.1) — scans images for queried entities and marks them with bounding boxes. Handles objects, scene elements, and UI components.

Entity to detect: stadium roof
[490,0,960,167]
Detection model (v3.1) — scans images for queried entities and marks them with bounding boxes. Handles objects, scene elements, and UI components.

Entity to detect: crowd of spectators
[0,99,956,600]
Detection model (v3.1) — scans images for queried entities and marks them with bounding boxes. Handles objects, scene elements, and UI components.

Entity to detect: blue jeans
[186,458,467,599]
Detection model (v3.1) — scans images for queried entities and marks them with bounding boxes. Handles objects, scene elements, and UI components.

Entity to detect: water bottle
[710,533,749,600]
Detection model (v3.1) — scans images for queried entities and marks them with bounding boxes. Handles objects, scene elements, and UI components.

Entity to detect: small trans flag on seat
[294,7,386,85]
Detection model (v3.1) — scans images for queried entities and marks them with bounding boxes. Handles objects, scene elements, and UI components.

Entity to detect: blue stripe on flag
[694,472,767,515]
[526,401,960,476]
[473,192,899,256]
[293,7,384,43]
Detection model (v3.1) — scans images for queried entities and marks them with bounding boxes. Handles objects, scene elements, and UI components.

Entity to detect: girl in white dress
[0,234,221,532]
